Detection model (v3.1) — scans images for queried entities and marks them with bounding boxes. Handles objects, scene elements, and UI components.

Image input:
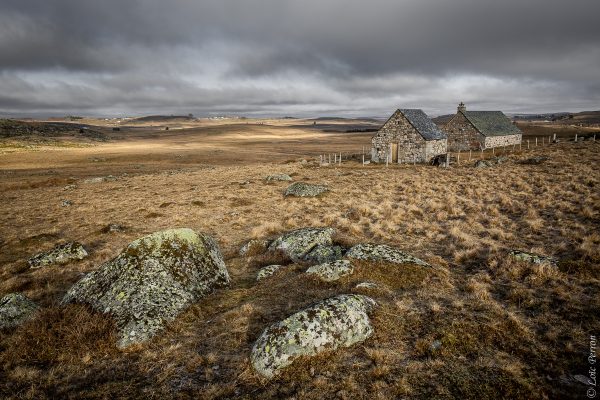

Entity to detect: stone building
[371,109,447,164]
[445,102,522,151]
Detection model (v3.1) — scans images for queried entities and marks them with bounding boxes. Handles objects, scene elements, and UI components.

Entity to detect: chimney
[457,102,466,113]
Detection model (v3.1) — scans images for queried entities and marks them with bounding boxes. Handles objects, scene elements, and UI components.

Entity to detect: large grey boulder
[28,242,88,268]
[62,228,230,348]
[345,243,430,267]
[306,260,353,282]
[508,250,558,267]
[268,227,335,262]
[251,294,376,378]
[284,182,329,197]
[0,293,39,329]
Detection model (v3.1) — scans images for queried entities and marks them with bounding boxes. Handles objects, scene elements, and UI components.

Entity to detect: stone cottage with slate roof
[445,102,522,151]
[371,109,447,164]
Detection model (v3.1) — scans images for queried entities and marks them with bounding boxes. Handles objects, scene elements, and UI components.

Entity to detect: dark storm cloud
[0,0,599,117]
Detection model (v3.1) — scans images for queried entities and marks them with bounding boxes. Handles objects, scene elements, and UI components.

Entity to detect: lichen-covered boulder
[240,239,270,257]
[345,243,430,267]
[284,182,329,197]
[257,265,283,281]
[28,242,88,268]
[265,174,292,182]
[306,260,353,282]
[303,244,343,264]
[508,250,558,267]
[62,228,230,348]
[251,294,376,378]
[0,293,39,329]
[268,227,335,262]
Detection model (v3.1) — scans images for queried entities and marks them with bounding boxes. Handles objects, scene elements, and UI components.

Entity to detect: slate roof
[398,109,447,141]
[462,111,521,137]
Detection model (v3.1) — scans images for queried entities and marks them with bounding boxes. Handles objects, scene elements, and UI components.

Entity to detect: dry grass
[0,126,599,399]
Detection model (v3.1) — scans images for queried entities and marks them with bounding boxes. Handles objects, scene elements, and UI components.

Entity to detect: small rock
[306,260,353,282]
[284,182,329,197]
[251,294,377,378]
[345,243,430,267]
[28,242,88,268]
[63,184,78,191]
[519,156,549,165]
[240,239,270,257]
[573,374,591,385]
[61,199,73,207]
[101,223,125,233]
[265,174,292,182]
[0,293,39,329]
[355,281,378,289]
[257,265,283,281]
[508,250,558,267]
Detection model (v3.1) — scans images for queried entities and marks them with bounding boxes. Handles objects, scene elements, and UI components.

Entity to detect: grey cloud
[0,0,599,116]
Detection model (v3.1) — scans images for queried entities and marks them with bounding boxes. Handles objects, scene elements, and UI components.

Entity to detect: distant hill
[432,114,453,126]
[131,115,196,123]
[0,119,106,140]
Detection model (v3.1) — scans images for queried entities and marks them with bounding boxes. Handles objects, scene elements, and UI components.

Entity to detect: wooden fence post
[527,140,530,149]
[362,154,365,165]
[575,134,578,143]
[553,133,556,142]
[535,137,538,146]
[446,153,450,168]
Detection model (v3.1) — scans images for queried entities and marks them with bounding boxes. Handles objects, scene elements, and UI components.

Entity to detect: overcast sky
[1,0,599,118]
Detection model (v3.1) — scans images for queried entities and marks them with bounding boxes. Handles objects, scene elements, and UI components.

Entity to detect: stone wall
[484,134,522,148]
[444,112,484,151]
[371,111,446,163]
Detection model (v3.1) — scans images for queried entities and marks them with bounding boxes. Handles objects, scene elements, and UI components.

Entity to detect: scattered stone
[573,374,592,386]
[306,260,353,282]
[101,223,126,233]
[240,239,270,257]
[61,199,73,207]
[83,175,116,184]
[284,182,329,197]
[474,156,508,168]
[28,242,88,268]
[303,244,343,264]
[345,243,430,267]
[519,156,549,165]
[257,265,283,281]
[355,281,378,289]
[62,228,230,348]
[63,184,78,191]
[268,227,335,262]
[265,174,292,182]
[0,293,39,329]
[508,250,558,267]
[250,294,377,378]
[363,161,371,165]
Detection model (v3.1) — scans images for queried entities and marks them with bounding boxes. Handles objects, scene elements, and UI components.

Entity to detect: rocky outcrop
[508,250,558,267]
[256,265,283,281]
[345,243,430,267]
[251,294,376,378]
[284,182,329,197]
[306,260,353,282]
[265,174,292,182]
[240,239,270,257]
[28,242,88,268]
[268,227,335,262]
[0,293,39,329]
[62,228,230,348]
